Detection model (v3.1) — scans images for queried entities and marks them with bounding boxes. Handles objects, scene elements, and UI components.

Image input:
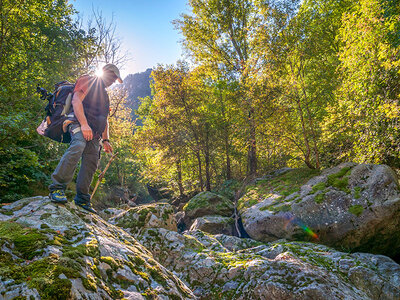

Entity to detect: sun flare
[95,67,103,77]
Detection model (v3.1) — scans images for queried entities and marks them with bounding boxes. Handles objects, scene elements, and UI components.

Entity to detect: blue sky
[72,0,189,78]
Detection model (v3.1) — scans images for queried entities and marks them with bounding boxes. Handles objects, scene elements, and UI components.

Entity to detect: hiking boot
[49,190,68,204]
[74,199,97,214]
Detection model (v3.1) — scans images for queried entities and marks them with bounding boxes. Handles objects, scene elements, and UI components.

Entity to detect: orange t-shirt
[73,75,92,100]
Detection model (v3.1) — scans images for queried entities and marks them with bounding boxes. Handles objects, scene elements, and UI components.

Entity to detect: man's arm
[72,91,93,141]
[102,119,113,153]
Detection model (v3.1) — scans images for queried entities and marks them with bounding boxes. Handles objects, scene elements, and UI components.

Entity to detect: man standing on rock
[48,64,123,213]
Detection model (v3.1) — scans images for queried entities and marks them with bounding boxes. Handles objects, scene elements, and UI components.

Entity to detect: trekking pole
[91,152,118,200]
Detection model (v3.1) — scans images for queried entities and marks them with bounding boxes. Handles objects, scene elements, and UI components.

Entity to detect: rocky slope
[1,163,400,300]
[0,197,193,299]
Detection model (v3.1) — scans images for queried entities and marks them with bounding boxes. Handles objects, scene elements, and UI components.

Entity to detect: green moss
[349,205,364,217]
[239,168,320,211]
[82,274,97,292]
[31,277,72,300]
[52,235,71,246]
[0,210,13,216]
[327,167,352,193]
[0,255,77,300]
[353,187,361,199]
[62,244,86,260]
[149,266,167,286]
[91,263,101,278]
[40,224,50,229]
[86,238,100,258]
[212,251,253,269]
[275,242,336,272]
[237,198,258,211]
[260,204,291,212]
[57,257,82,276]
[39,213,52,220]
[314,192,326,204]
[63,229,79,240]
[0,221,48,260]
[183,192,213,211]
[125,259,151,282]
[129,255,146,267]
[100,256,121,271]
[311,182,326,194]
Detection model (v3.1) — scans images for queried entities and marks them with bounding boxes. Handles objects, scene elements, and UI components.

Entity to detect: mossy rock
[238,168,320,212]
[0,197,195,299]
[136,227,400,300]
[110,202,177,234]
[183,192,234,219]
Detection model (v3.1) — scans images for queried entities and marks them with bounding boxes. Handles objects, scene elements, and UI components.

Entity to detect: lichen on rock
[0,197,194,299]
[136,226,400,300]
[109,202,177,235]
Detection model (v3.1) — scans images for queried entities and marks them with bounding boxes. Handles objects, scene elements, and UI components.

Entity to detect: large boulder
[239,163,400,257]
[0,197,194,299]
[189,215,235,235]
[109,202,177,235]
[183,191,234,220]
[136,227,400,300]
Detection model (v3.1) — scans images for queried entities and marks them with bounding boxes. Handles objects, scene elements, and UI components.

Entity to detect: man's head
[101,64,123,87]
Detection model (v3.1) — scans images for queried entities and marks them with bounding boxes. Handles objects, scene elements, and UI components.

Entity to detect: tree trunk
[226,144,231,180]
[219,90,231,180]
[204,127,211,191]
[295,96,314,169]
[196,150,204,191]
[176,158,184,196]
[248,107,257,176]
[303,97,321,169]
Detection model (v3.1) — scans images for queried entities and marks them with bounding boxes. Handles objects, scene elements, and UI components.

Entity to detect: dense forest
[1,0,400,203]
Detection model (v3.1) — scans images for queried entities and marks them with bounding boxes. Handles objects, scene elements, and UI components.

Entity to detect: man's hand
[81,124,93,141]
[103,141,113,153]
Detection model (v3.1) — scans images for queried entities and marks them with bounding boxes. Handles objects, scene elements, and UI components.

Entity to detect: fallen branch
[91,152,118,200]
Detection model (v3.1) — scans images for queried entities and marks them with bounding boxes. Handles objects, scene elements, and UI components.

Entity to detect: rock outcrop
[0,197,193,299]
[136,227,400,300]
[189,215,235,235]
[239,163,400,256]
[109,202,177,235]
[183,191,234,225]
[1,189,400,300]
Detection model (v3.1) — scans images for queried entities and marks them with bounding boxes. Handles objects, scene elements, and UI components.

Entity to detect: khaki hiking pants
[49,123,100,204]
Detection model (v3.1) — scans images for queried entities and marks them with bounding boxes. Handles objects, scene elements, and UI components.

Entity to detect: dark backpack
[36,81,75,143]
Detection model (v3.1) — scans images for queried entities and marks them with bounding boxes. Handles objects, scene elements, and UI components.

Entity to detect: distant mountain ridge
[122,68,152,123]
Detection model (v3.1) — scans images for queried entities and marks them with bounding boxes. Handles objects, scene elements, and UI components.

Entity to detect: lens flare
[96,68,103,77]
[284,213,319,240]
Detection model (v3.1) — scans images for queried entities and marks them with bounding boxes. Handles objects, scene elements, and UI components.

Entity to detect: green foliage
[3,0,399,203]
[0,0,98,202]
[324,0,400,166]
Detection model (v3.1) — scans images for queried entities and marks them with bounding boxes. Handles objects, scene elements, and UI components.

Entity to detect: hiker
[48,64,123,213]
